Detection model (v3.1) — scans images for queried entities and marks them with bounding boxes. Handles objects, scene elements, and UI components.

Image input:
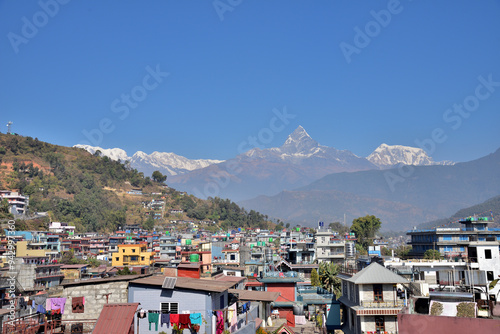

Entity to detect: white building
[48,221,76,234]
[315,229,346,264]
[0,190,29,215]
[338,262,409,334]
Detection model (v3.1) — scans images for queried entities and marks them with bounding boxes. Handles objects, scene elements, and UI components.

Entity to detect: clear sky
[1,0,499,163]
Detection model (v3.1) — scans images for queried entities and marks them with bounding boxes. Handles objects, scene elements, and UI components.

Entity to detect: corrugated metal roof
[229,289,280,302]
[93,303,139,334]
[346,263,409,284]
[130,275,236,293]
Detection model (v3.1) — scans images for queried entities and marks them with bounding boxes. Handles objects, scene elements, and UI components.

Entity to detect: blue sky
[1,0,499,162]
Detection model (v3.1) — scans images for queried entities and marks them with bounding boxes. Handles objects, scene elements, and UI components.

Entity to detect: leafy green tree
[396,245,412,259]
[143,216,155,231]
[318,262,341,297]
[329,221,350,235]
[117,266,136,275]
[152,170,167,183]
[424,249,441,260]
[350,215,382,251]
[355,243,367,255]
[311,268,320,287]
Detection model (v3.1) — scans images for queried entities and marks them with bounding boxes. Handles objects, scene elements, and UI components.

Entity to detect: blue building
[128,275,236,334]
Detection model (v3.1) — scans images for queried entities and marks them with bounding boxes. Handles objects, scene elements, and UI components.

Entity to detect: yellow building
[16,240,49,257]
[112,243,155,267]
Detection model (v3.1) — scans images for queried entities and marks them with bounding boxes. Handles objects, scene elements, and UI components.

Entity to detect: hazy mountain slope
[240,148,500,231]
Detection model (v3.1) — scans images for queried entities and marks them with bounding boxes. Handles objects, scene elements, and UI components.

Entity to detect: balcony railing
[360,300,404,308]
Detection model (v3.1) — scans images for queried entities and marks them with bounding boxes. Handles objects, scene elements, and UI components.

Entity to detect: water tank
[190,254,200,262]
[293,303,304,315]
[346,243,355,258]
[265,249,273,263]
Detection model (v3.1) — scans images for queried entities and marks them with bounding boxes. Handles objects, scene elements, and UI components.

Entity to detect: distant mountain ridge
[240,148,500,231]
[73,144,223,177]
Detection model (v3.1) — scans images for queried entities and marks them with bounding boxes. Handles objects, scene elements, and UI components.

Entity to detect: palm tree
[319,262,341,298]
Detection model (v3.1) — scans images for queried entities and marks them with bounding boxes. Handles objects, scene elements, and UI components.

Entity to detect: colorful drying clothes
[189,313,202,325]
[216,311,224,334]
[50,298,66,314]
[148,312,159,331]
[170,313,180,327]
[179,314,191,330]
[160,313,170,327]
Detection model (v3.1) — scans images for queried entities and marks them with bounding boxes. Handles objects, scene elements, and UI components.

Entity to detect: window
[485,249,492,259]
[122,249,125,253]
[115,257,119,261]
[220,295,225,308]
[375,316,385,332]
[160,302,178,314]
[132,249,136,253]
[487,271,494,281]
[373,284,383,302]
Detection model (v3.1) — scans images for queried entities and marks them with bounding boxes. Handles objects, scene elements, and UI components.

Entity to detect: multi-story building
[338,262,408,334]
[0,190,29,215]
[315,229,346,264]
[407,216,500,258]
[111,243,155,267]
[159,235,178,259]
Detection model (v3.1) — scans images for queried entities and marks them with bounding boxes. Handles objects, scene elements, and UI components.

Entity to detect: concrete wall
[360,315,398,333]
[128,283,216,334]
[61,281,129,321]
[398,313,500,334]
[359,284,398,303]
[14,259,35,291]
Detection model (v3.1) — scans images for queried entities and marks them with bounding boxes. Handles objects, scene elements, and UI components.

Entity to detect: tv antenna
[6,121,12,134]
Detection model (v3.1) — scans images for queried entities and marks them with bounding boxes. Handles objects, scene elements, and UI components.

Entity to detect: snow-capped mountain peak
[73,145,223,177]
[367,143,454,167]
[74,144,129,161]
[281,125,321,155]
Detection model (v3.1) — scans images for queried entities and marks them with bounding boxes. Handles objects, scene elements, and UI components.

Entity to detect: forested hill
[0,133,270,232]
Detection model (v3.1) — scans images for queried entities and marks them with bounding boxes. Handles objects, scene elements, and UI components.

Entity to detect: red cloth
[216,311,224,334]
[170,314,180,326]
[179,314,191,329]
[286,312,295,327]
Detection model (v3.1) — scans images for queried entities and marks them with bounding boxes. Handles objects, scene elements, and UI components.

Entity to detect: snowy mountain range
[367,143,454,168]
[73,144,223,177]
[74,127,454,201]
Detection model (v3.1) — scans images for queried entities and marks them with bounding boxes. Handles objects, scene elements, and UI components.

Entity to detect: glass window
[375,316,385,332]
[485,249,492,259]
[373,284,383,302]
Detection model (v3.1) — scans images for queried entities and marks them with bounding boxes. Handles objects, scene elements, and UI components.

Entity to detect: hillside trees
[152,170,167,183]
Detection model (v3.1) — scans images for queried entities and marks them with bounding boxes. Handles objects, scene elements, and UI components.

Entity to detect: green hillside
[0,133,271,232]
[417,195,500,229]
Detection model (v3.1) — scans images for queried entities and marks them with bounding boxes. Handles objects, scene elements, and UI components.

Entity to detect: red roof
[93,303,139,334]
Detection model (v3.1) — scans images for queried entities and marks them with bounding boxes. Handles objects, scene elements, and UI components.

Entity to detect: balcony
[35,272,64,279]
[360,300,404,308]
